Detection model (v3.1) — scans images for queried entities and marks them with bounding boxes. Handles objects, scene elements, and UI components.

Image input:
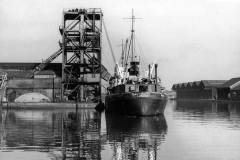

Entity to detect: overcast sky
[1,0,240,89]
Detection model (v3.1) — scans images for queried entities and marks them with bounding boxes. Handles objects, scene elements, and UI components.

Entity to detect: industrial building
[0,63,61,102]
[0,62,108,103]
[172,78,240,101]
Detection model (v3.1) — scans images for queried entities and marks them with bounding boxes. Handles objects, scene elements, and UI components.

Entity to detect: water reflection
[163,101,240,160]
[173,101,240,129]
[0,109,101,160]
[175,101,240,120]
[1,101,240,160]
[105,114,167,160]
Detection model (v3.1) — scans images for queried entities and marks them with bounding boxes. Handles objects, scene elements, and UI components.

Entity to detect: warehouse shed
[172,80,227,100]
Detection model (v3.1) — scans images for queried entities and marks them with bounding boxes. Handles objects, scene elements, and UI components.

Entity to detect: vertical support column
[99,10,102,101]
[79,13,84,102]
[61,11,66,101]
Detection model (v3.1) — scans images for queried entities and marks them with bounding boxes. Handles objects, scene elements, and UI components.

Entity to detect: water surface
[0,101,240,160]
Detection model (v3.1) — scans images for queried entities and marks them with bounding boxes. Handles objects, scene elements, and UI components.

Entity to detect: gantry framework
[60,8,103,102]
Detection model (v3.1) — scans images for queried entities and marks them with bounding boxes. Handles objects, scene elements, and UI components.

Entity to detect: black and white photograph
[0,0,240,159]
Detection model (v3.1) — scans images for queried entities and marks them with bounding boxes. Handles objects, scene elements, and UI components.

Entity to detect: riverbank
[0,102,97,109]
[175,98,240,103]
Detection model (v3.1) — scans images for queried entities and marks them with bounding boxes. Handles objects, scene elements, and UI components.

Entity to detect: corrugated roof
[4,70,31,79]
[222,77,240,88]
[177,83,186,88]
[172,80,227,89]
[193,81,201,86]
[201,80,227,87]
[0,63,62,77]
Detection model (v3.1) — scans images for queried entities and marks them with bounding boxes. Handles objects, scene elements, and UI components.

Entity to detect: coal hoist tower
[60,8,103,102]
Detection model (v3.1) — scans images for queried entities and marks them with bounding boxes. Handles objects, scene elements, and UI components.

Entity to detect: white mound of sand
[15,92,50,103]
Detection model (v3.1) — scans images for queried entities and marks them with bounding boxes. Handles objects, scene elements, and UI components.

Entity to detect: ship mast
[121,39,124,67]
[131,9,135,62]
[124,9,141,63]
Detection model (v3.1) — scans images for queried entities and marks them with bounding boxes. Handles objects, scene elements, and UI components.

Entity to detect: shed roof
[192,81,200,86]
[187,82,193,87]
[201,80,227,88]
[4,70,31,79]
[178,83,188,89]
[222,77,240,88]
[172,79,228,90]
[176,84,181,88]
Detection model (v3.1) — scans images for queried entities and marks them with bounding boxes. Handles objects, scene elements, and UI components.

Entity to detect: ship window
[139,85,148,92]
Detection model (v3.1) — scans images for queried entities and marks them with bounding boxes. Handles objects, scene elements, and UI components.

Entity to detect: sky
[1,0,240,89]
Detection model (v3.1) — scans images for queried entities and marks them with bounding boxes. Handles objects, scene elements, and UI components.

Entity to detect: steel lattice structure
[60,8,103,102]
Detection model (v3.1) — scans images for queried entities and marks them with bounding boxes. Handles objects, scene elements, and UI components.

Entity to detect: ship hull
[105,93,166,116]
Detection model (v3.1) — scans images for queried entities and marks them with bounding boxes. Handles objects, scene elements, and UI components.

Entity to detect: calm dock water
[0,101,240,160]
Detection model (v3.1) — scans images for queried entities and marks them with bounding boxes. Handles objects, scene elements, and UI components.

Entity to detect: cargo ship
[105,10,167,116]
